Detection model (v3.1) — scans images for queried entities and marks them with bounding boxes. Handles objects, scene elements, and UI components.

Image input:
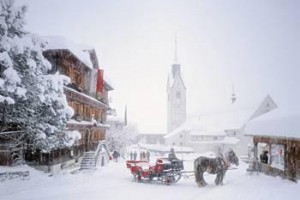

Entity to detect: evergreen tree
[0,0,73,151]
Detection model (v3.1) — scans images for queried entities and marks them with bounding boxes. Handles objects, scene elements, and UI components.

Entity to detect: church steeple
[167,35,186,133]
[174,34,178,63]
[172,34,181,78]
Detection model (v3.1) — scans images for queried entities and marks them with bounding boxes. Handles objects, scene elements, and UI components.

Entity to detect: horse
[194,149,239,187]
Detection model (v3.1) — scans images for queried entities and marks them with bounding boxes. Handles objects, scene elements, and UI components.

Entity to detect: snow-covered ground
[0,157,299,200]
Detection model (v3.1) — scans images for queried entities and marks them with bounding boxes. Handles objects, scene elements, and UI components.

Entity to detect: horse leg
[194,165,206,187]
[215,170,225,185]
[199,171,207,186]
[196,170,207,187]
[215,172,221,185]
[219,170,226,185]
[194,165,201,186]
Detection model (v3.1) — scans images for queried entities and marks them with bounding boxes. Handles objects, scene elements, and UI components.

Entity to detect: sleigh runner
[126,158,184,185]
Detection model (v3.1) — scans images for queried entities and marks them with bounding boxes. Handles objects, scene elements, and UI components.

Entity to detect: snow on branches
[0,0,73,151]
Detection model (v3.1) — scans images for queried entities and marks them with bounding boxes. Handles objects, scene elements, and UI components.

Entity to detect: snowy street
[1,158,299,200]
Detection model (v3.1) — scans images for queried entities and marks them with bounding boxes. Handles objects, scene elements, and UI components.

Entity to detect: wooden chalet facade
[0,37,113,171]
[250,136,300,182]
[14,45,112,172]
[38,48,113,168]
[245,111,300,182]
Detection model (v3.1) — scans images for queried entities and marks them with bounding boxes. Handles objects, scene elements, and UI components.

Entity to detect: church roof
[167,70,186,90]
[164,110,250,139]
[165,95,277,139]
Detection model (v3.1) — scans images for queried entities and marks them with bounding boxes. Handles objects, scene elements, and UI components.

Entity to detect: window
[270,144,285,170]
[176,91,181,99]
[74,102,80,116]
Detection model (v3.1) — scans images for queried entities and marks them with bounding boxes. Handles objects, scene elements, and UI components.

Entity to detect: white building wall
[225,127,252,156]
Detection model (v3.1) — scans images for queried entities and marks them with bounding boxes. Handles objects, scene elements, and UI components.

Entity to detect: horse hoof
[197,181,207,187]
[197,182,204,187]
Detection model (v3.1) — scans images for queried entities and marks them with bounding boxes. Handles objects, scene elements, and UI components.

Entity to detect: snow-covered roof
[164,110,251,139]
[167,70,186,90]
[196,110,252,132]
[131,143,194,153]
[64,86,109,109]
[67,119,110,128]
[244,109,300,139]
[165,95,277,140]
[139,132,166,135]
[44,36,93,69]
[104,73,114,90]
[189,136,240,145]
[164,118,207,139]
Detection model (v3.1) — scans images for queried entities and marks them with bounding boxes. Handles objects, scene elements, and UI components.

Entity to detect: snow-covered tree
[106,123,139,152]
[0,0,73,151]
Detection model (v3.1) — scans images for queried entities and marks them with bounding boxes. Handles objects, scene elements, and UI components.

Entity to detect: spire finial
[174,33,178,63]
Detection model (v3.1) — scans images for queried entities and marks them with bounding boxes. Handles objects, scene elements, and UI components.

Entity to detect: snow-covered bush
[0,0,73,151]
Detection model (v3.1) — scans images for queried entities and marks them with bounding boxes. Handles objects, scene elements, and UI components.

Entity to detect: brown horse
[194,149,239,187]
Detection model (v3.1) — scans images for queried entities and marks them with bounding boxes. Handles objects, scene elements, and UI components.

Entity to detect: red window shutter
[96,69,104,93]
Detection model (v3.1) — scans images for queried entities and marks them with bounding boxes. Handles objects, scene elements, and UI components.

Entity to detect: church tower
[167,36,186,133]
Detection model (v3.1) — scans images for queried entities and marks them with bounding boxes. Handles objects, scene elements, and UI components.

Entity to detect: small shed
[245,110,300,182]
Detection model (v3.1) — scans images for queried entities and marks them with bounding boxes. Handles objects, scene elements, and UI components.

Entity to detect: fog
[17,0,300,133]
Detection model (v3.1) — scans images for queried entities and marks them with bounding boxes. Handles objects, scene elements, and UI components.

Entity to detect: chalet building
[245,109,300,182]
[8,36,113,173]
[43,47,112,150]
[0,36,114,169]
[36,36,114,172]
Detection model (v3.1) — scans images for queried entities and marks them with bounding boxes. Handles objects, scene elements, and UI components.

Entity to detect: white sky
[17,0,300,133]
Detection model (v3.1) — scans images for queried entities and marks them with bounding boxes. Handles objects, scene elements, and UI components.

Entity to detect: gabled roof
[164,95,277,139]
[164,110,249,139]
[167,70,186,91]
[104,74,114,91]
[249,95,277,120]
[244,109,300,139]
[44,36,93,69]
